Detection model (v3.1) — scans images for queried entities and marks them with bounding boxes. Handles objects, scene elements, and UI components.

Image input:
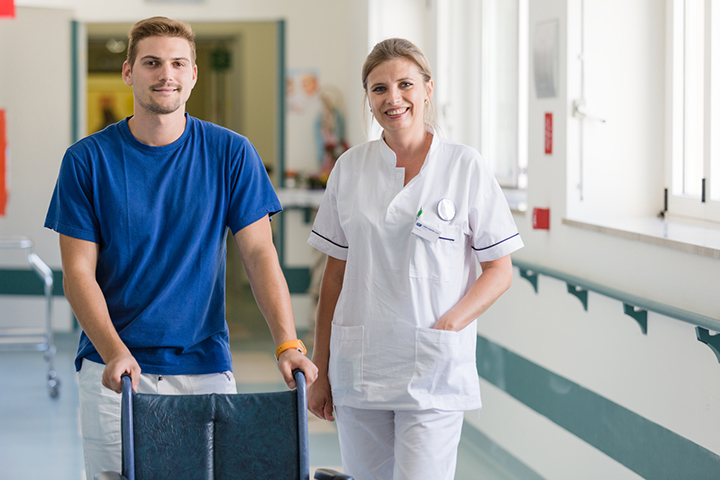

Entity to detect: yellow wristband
[275,339,307,360]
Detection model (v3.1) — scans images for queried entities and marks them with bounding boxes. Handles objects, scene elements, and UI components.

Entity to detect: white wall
[0,6,75,330]
[472,271,720,479]
[0,6,73,266]
[469,0,720,476]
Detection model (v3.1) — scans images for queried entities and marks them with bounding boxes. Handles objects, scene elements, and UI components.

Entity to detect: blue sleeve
[44,148,101,244]
[226,138,282,235]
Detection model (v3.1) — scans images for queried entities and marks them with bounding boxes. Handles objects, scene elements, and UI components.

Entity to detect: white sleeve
[468,157,524,262]
[307,167,349,261]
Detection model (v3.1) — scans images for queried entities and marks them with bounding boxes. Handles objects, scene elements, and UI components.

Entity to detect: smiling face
[366,57,433,136]
[122,35,198,117]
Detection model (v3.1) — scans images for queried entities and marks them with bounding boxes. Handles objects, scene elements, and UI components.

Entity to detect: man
[44,17,317,479]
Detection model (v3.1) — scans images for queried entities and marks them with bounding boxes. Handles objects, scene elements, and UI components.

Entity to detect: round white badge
[437,198,456,221]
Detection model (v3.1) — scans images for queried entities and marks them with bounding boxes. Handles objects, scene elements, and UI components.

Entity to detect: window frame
[666,0,720,222]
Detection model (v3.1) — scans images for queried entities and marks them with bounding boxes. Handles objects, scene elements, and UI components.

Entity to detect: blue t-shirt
[45,115,282,374]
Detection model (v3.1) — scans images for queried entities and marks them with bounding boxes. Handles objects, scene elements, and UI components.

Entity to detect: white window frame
[666,0,720,222]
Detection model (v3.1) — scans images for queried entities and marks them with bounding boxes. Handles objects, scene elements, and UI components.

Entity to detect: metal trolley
[0,236,60,398]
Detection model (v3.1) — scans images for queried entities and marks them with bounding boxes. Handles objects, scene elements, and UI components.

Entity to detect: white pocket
[409,223,465,282]
[329,323,364,393]
[410,327,469,396]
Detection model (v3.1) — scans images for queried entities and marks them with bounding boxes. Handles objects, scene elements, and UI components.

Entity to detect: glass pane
[683,0,705,197]
[484,0,519,184]
[711,0,720,201]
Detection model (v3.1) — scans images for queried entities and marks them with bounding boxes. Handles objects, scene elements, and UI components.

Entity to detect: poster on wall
[286,68,320,115]
[285,68,322,179]
[533,19,558,98]
[0,0,14,18]
[0,109,8,216]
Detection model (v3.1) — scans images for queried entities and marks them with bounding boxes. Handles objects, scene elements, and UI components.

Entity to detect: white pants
[335,406,465,480]
[78,359,237,480]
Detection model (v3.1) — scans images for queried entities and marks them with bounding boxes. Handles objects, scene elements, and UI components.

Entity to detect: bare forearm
[234,218,319,387]
[434,255,513,331]
[64,274,129,361]
[242,248,297,345]
[59,235,128,362]
[307,255,344,421]
[59,234,140,392]
[312,256,346,372]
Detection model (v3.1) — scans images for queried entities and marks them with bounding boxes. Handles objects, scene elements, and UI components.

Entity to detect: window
[481,0,528,189]
[433,0,527,194]
[667,0,720,222]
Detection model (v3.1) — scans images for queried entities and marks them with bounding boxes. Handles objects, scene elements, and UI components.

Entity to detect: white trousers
[78,359,237,480]
[335,405,465,480]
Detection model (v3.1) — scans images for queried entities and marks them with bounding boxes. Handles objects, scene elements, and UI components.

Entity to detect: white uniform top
[308,129,524,411]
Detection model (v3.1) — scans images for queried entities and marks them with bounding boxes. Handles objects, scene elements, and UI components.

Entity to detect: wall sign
[0,109,7,216]
[533,19,558,98]
[0,0,14,18]
[532,208,550,230]
[544,112,553,155]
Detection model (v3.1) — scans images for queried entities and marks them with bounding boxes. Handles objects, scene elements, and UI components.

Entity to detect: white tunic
[308,130,524,411]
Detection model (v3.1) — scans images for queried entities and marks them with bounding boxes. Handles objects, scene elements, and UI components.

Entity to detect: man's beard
[140,84,184,115]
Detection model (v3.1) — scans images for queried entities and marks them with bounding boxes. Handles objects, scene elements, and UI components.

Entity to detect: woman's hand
[431,316,459,332]
[308,374,335,421]
[432,255,514,332]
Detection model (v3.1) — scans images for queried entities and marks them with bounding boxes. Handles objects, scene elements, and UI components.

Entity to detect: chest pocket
[409,223,465,282]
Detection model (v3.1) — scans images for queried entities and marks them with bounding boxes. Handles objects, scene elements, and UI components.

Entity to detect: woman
[307,38,523,480]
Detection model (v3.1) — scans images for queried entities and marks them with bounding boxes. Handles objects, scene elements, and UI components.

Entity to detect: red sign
[544,113,553,154]
[532,208,550,230]
[0,109,7,216]
[0,0,15,18]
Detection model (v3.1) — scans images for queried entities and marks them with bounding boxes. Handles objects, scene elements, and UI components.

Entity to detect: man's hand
[277,349,318,390]
[308,374,334,421]
[102,352,140,393]
[102,353,141,394]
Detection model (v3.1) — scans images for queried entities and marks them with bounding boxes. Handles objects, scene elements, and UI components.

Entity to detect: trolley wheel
[48,372,61,399]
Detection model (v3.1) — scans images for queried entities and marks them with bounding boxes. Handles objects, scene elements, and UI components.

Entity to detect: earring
[424,99,428,104]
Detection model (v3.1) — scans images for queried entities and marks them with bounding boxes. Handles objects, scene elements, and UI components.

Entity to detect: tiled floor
[0,279,518,479]
[0,336,344,479]
[0,331,85,480]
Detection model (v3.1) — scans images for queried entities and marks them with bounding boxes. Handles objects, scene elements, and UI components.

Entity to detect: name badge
[412,221,440,243]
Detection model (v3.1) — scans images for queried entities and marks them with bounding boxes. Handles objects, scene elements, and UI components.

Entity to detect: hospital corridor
[1,0,720,479]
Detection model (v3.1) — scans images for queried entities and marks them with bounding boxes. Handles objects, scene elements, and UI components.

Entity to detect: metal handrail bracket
[513,258,720,362]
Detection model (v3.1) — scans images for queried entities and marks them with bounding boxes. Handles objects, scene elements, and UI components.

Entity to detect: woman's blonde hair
[361,38,436,128]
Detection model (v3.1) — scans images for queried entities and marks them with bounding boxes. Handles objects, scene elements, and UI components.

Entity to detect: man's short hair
[126,16,196,68]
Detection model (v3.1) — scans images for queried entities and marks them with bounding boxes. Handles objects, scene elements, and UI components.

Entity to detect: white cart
[0,236,60,398]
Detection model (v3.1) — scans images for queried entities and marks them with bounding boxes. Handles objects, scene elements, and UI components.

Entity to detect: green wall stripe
[476,335,720,479]
[0,269,64,296]
[0,267,307,297]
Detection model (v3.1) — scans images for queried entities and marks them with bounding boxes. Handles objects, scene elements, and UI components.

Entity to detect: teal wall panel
[476,335,720,479]
[0,269,63,296]
[283,267,310,294]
